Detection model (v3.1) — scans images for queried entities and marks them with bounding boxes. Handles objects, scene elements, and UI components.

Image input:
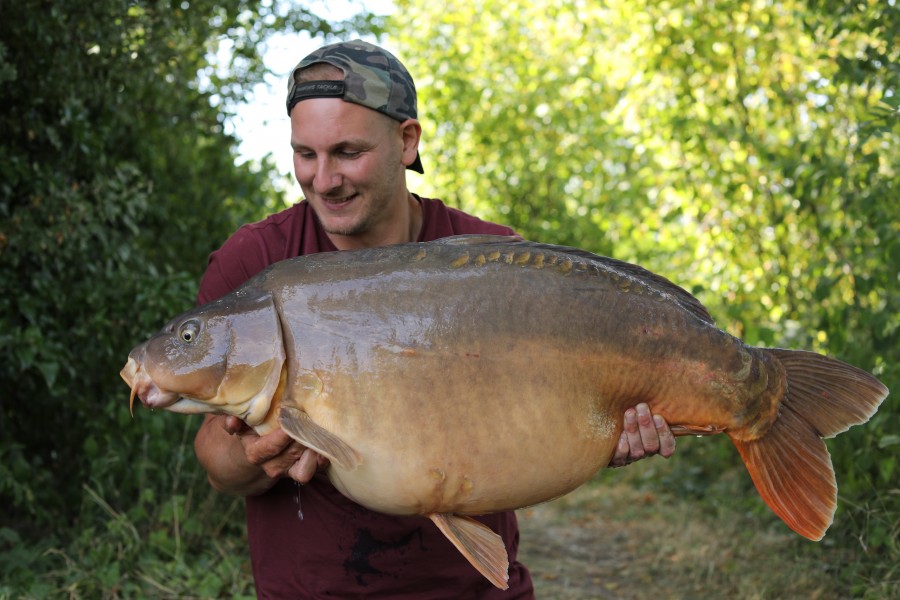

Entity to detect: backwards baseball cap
[286,39,424,174]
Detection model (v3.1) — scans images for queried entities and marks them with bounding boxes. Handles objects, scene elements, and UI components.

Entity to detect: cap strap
[286,80,345,114]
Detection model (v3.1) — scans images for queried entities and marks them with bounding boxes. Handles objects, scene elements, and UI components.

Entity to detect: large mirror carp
[121,235,888,589]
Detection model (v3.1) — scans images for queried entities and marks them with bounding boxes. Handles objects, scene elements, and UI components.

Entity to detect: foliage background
[396,0,897,593]
[1,0,896,597]
[0,1,382,596]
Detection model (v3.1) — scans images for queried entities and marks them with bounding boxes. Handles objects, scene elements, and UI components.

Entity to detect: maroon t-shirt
[198,197,535,599]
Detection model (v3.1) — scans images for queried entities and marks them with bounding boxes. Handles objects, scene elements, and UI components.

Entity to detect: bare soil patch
[516,475,855,599]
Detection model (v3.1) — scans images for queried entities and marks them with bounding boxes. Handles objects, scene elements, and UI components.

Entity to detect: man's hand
[195,413,331,496]
[222,415,329,483]
[608,403,676,468]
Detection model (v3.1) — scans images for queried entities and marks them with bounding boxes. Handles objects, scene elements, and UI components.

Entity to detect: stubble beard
[319,194,379,238]
[320,173,405,239]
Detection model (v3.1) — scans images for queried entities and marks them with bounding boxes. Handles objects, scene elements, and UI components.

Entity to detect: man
[194,39,675,598]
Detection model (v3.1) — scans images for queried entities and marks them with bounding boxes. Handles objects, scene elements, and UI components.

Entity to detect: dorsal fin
[433,235,716,326]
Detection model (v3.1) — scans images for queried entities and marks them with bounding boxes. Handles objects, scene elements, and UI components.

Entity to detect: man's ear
[398,119,422,167]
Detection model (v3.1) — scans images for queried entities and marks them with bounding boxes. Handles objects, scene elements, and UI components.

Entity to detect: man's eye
[340,150,361,158]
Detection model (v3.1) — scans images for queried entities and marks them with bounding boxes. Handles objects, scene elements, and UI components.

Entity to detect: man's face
[290,98,413,244]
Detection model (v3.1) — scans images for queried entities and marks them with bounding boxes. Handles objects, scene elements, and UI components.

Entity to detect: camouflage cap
[286,39,423,173]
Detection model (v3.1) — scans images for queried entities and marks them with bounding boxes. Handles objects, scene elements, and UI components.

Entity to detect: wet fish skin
[120,235,888,590]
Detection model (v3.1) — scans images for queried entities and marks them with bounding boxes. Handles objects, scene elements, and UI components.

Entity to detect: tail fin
[730,349,888,541]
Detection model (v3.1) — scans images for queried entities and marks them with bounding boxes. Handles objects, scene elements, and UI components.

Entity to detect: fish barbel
[120,235,888,589]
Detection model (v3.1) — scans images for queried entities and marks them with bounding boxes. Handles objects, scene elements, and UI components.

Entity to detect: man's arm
[195,413,324,496]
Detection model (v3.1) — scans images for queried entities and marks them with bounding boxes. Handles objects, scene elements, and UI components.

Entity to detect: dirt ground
[515,476,853,600]
[517,484,662,600]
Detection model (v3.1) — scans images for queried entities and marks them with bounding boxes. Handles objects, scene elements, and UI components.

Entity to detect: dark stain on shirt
[343,526,427,585]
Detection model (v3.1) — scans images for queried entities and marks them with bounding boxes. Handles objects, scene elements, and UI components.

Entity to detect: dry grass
[516,461,881,599]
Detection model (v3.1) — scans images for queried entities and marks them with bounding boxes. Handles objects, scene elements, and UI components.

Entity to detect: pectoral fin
[279,406,361,470]
[429,513,510,590]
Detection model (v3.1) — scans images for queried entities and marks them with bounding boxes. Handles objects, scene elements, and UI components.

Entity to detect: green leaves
[393,0,898,589]
[0,1,379,595]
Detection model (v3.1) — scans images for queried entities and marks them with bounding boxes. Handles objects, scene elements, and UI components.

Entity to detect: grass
[0,415,257,599]
[518,454,899,600]
[0,482,255,600]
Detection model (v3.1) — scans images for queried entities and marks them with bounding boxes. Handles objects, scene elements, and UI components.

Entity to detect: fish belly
[317,342,623,516]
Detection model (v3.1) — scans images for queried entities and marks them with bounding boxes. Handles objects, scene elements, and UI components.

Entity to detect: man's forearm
[194,414,278,496]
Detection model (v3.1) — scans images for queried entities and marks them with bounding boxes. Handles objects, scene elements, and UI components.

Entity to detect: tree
[392,0,897,590]
[0,1,382,594]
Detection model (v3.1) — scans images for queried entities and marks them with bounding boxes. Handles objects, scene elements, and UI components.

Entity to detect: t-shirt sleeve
[197,226,273,305]
[450,211,520,238]
[419,197,519,239]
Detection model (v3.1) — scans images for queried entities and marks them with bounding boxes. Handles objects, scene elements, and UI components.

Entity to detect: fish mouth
[120,355,181,415]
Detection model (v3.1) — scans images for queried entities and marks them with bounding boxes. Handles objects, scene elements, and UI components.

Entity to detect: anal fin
[429,513,509,590]
[279,406,361,470]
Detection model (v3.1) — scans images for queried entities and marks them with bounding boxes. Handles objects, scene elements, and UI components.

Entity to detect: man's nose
[313,157,342,194]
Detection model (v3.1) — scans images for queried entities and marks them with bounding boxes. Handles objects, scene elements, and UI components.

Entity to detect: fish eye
[179,320,200,343]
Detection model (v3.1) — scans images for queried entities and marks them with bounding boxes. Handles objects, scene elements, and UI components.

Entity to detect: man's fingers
[287,449,320,484]
[611,404,676,470]
[655,415,676,458]
[243,429,295,466]
[222,415,250,435]
[623,407,645,460]
[609,432,630,467]
[636,403,661,454]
